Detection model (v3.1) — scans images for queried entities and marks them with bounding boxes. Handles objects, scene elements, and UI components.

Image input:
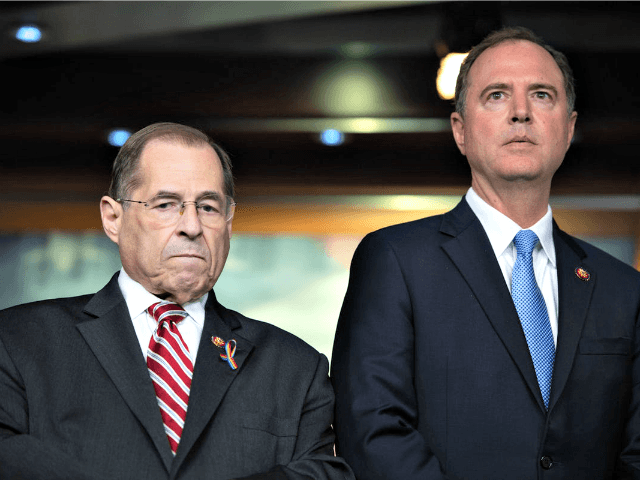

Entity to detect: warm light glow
[349,118,381,133]
[377,195,461,211]
[436,53,468,100]
[311,60,400,115]
[340,42,376,59]
[206,117,451,134]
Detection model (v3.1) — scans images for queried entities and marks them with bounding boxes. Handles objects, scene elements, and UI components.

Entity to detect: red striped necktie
[147,301,194,455]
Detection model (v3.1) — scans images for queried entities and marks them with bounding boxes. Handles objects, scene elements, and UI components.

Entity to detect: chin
[175,270,206,286]
[169,282,211,304]
[497,162,545,182]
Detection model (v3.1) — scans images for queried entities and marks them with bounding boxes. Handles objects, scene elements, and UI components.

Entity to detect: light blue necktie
[511,230,555,409]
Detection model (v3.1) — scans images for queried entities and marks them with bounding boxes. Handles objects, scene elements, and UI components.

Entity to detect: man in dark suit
[331,27,640,479]
[0,122,353,480]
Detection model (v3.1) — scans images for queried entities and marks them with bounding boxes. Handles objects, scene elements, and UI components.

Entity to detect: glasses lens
[196,198,227,227]
[143,196,235,226]
[146,198,181,225]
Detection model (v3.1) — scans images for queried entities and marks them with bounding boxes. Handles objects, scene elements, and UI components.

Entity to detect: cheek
[137,231,175,272]
[475,116,500,139]
[466,116,497,150]
[206,231,230,268]
[119,220,143,256]
[465,129,492,161]
[544,121,568,152]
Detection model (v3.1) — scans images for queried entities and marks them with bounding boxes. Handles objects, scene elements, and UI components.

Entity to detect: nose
[510,91,531,124]
[177,202,203,239]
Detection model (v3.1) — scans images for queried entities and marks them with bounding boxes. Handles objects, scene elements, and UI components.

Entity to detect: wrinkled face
[451,40,577,191]
[109,139,232,304]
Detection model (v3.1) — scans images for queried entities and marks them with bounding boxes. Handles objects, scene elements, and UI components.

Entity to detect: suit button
[540,456,553,469]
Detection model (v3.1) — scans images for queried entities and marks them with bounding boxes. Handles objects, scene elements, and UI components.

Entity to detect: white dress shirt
[465,187,559,346]
[117,268,207,363]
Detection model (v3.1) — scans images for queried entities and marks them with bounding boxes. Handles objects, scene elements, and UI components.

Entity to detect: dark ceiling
[1,1,640,203]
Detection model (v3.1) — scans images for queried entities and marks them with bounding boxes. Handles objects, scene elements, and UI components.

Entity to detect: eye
[151,200,179,211]
[534,91,552,100]
[198,201,222,214]
[488,91,504,101]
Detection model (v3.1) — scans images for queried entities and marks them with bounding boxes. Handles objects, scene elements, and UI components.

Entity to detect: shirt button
[540,456,553,469]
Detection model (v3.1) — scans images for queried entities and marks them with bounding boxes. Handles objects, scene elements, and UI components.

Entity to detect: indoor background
[1,1,639,360]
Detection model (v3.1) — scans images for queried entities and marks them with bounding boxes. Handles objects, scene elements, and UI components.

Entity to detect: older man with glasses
[0,122,353,480]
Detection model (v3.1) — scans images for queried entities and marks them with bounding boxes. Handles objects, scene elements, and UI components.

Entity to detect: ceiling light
[107,129,131,147]
[320,129,344,146]
[15,25,43,43]
[436,52,468,100]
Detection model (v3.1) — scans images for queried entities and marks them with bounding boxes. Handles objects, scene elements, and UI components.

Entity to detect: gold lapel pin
[575,267,590,282]
[211,336,225,348]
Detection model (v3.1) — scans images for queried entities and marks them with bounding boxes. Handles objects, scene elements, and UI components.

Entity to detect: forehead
[136,138,224,193]
[468,40,564,89]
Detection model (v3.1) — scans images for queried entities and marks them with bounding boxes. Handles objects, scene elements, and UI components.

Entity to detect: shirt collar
[117,267,208,325]
[465,187,556,266]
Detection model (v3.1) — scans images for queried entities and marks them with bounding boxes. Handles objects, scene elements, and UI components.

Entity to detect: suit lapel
[440,200,545,410]
[171,292,254,476]
[548,226,594,411]
[76,274,174,471]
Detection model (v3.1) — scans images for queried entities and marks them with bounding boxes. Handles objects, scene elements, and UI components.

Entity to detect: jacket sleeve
[331,232,448,480]
[235,354,354,480]
[0,333,108,480]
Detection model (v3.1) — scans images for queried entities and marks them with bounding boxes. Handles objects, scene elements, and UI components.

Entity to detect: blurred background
[1,1,639,359]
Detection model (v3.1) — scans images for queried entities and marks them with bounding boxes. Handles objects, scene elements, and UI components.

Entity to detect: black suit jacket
[331,198,640,479]
[0,273,353,480]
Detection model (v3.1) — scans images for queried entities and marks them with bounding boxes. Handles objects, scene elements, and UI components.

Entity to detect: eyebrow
[197,191,224,202]
[151,190,224,201]
[479,83,509,99]
[479,82,560,99]
[530,83,559,97]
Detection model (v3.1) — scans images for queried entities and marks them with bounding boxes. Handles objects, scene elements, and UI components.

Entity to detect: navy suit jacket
[332,198,640,479]
[0,273,353,480]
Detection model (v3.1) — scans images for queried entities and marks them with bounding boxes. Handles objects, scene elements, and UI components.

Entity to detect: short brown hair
[108,122,234,201]
[454,26,576,116]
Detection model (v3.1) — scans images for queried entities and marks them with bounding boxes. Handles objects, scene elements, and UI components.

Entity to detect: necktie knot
[513,229,539,257]
[148,301,188,325]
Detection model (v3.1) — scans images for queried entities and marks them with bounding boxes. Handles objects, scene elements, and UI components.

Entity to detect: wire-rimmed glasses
[117,195,236,227]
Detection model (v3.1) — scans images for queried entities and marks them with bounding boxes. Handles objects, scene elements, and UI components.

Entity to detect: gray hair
[108,122,234,202]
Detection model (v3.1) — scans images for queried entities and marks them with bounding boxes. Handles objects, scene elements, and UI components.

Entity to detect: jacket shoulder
[374,214,444,239]
[360,214,446,251]
[0,295,95,352]
[0,294,93,322]
[572,236,640,280]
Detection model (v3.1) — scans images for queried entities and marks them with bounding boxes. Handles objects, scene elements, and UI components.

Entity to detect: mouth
[172,253,205,260]
[505,136,536,145]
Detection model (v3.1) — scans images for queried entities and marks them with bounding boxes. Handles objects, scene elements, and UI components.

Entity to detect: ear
[450,112,466,156]
[100,196,123,245]
[565,111,578,152]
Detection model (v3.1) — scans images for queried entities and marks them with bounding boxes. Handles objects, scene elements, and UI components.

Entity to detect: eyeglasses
[117,195,236,227]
